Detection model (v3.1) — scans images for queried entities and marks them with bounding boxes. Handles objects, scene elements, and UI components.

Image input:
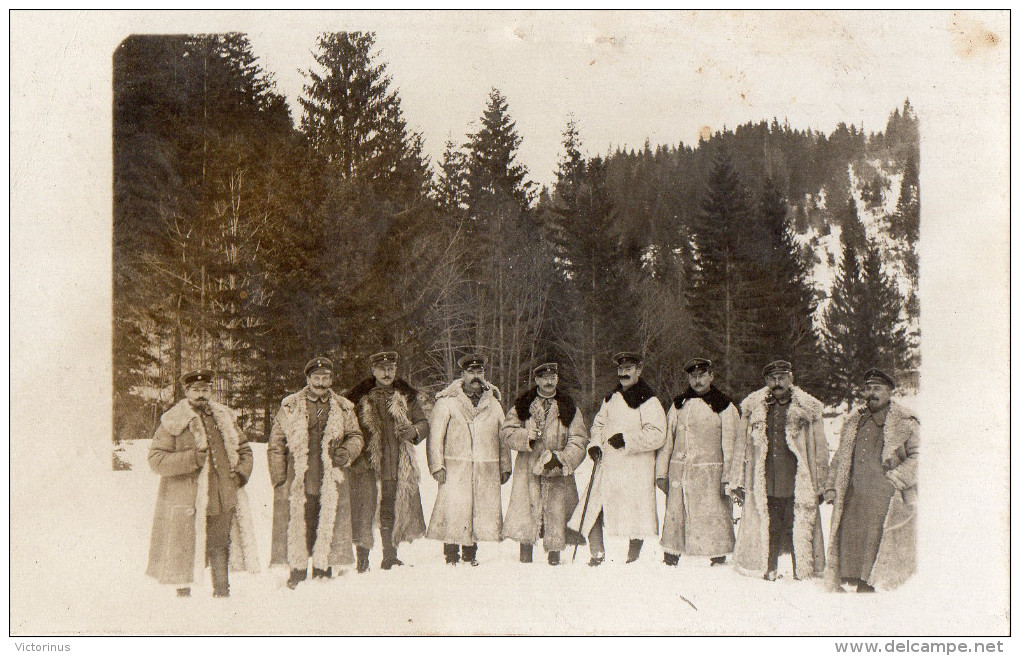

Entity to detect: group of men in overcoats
[145,348,918,597]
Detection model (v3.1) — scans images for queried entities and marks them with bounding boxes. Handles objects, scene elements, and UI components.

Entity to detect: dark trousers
[588,511,606,556]
[205,508,235,554]
[767,496,796,572]
[304,494,321,554]
[586,511,643,558]
[379,480,397,559]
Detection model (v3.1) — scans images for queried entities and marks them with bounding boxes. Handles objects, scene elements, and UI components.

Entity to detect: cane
[572,449,601,563]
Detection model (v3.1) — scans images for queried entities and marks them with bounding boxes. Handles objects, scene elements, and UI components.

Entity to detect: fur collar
[741,385,823,424]
[281,387,354,413]
[513,387,577,427]
[436,379,501,402]
[840,401,918,463]
[345,377,417,406]
[673,385,736,414]
[605,377,657,409]
[160,399,234,437]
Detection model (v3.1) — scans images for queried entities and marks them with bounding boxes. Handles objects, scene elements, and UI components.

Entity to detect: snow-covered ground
[10,404,1007,636]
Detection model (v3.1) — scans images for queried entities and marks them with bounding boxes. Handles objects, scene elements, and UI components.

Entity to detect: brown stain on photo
[949,13,1001,59]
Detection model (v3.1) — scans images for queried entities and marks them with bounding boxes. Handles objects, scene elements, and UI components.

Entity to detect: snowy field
[10,403,1008,636]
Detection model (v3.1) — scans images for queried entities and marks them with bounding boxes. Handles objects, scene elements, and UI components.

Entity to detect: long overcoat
[346,377,429,547]
[729,386,829,579]
[655,387,739,556]
[823,401,919,590]
[501,388,589,552]
[568,379,667,538]
[426,380,511,544]
[146,400,259,586]
[267,388,364,571]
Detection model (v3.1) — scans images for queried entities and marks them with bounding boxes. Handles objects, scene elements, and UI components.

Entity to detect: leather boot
[547,551,560,566]
[210,547,230,597]
[380,525,402,569]
[461,543,479,566]
[519,543,534,563]
[710,556,727,566]
[443,543,460,565]
[286,567,307,589]
[663,552,680,567]
[626,539,643,563]
[356,546,370,573]
[176,587,191,597]
[312,566,333,579]
[588,553,605,567]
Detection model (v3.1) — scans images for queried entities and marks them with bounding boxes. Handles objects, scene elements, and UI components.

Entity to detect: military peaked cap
[863,367,897,388]
[533,362,558,376]
[369,351,399,366]
[181,369,214,387]
[304,357,334,376]
[762,360,793,377]
[457,353,488,369]
[612,351,642,365]
[683,358,712,373]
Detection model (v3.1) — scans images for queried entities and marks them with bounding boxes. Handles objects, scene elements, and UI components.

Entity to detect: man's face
[766,372,793,398]
[307,371,333,396]
[618,363,641,388]
[688,369,714,395]
[185,382,212,409]
[373,362,397,386]
[863,382,893,412]
[462,366,486,393]
[536,372,558,396]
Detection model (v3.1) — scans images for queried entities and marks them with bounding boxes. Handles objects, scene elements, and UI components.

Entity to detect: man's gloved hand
[588,445,602,461]
[501,471,511,485]
[397,425,418,442]
[656,478,668,494]
[331,450,350,468]
[608,433,625,449]
[543,453,563,474]
[730,486,746,505]
[433,468,447,485]
[885,469,907,491]
[822,489,836,504]
[231,471,248,488]
[528,438,538,450]
[195,449,208,467]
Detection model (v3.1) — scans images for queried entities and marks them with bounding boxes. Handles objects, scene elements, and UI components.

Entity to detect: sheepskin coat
[426,380,511,545]
[267,388,364,571]
[824,401,919,590]
[569,379,667,538]
[730,386,829,579]
[501,388,589,552]
[346,378,428,547]
[655,386,739,556]
[146,400,259,586]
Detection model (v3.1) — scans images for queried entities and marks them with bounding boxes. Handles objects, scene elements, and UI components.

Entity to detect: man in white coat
[655,358,739,567]
[569,352,667,565]
[426,353,512,565]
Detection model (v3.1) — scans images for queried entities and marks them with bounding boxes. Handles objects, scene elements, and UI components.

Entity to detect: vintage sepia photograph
[9,9,1011,642]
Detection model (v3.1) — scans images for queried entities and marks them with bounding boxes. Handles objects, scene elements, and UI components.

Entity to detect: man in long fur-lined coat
[268,357,364,589]
[426,353,511,565]
[569,352,667,566]
[501,361,589,566]
[345,351,428,573]
[655,358,739,567]
[147,370,259,598]
[729,360,829,581]
[822,368,918,592]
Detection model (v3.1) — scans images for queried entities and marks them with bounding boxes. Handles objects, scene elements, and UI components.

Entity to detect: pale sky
[233,10,992,188]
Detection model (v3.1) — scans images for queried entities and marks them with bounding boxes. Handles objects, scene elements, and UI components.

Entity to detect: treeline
[113,32,919,442]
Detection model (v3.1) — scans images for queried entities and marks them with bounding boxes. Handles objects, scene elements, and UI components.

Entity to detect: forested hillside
[113,32,919,441]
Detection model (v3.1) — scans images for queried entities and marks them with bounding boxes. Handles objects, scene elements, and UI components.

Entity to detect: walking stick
[572,450,601,563]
